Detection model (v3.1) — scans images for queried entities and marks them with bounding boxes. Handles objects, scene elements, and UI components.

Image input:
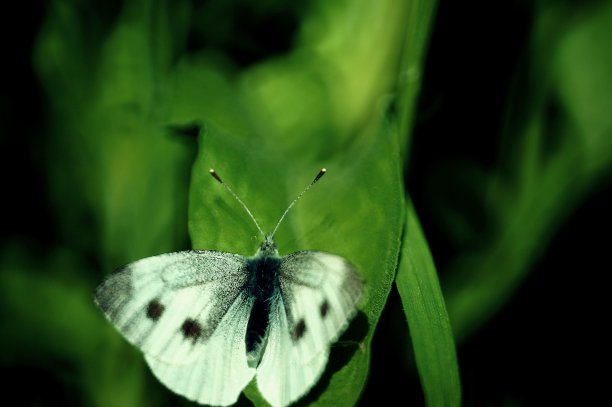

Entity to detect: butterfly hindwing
[256,251,363,407]
[279,251,363,362]
[145,291,256,406]
[256,293,329,407]
[94,250,249,365]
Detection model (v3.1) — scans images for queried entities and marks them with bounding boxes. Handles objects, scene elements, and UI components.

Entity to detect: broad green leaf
[181,0,432,404]
[189,118,403,407]
[396,200,461,407]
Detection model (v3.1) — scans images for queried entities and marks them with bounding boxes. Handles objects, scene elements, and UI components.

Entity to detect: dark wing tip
[94,267,134,313]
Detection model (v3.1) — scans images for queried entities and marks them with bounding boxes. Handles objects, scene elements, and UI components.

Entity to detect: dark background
[2,0,610,405]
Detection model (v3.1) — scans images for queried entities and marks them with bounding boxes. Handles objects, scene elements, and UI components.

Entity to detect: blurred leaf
[32,0,195,406]
[554,1,612,167]
[34,0,194,268]
[237,0,419,155]
[0,244,149,407]
[441,0,612,341]
[395,1,439,156]
[396,200,461,407]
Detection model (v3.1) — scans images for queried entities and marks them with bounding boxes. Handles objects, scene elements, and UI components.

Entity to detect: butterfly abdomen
[245,254,281,367]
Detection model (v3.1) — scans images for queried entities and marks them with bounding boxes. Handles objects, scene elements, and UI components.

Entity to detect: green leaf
[188,117,404,406]
[394,0,439,156]
[396,199,461,407]
[179,0,437,402]
[179,0,438,403]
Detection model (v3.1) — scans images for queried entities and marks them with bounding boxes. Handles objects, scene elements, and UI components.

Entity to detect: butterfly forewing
[255,251,363,407]
[95,250,249,365]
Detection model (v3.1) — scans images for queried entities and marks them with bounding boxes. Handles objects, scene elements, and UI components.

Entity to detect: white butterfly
[94,168,363,407]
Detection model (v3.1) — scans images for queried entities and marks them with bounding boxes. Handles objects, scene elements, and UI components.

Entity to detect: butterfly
[94,168,363,407]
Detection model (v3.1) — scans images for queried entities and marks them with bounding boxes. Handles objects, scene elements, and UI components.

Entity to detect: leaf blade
[396,198,461,407]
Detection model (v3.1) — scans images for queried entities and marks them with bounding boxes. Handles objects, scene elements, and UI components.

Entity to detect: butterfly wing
[95,250,257,405]
[256,251,363,407]
[145,290,256,406]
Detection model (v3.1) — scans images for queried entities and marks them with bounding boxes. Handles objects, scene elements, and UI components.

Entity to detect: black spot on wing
[292,318,306,341]
[320,299,330,318]
[181,319,203,342]
[146,299,165,321]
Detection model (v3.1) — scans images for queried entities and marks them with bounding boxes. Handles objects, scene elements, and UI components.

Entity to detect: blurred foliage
[1,0,612,405]
[439,0,612,341]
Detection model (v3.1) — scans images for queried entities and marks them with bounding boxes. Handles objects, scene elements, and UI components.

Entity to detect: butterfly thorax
[245,237,281,367]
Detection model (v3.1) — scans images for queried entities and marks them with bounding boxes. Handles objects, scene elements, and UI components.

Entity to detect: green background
[1,0,611,405]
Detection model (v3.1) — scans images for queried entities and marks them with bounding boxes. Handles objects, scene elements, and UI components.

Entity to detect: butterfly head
[256,234,278,257]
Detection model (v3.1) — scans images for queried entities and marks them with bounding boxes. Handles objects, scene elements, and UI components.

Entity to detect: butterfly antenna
[270,168,326,238]
[209,169,265,239]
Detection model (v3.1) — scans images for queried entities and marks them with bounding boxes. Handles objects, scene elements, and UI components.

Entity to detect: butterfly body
[244,236,282,366]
